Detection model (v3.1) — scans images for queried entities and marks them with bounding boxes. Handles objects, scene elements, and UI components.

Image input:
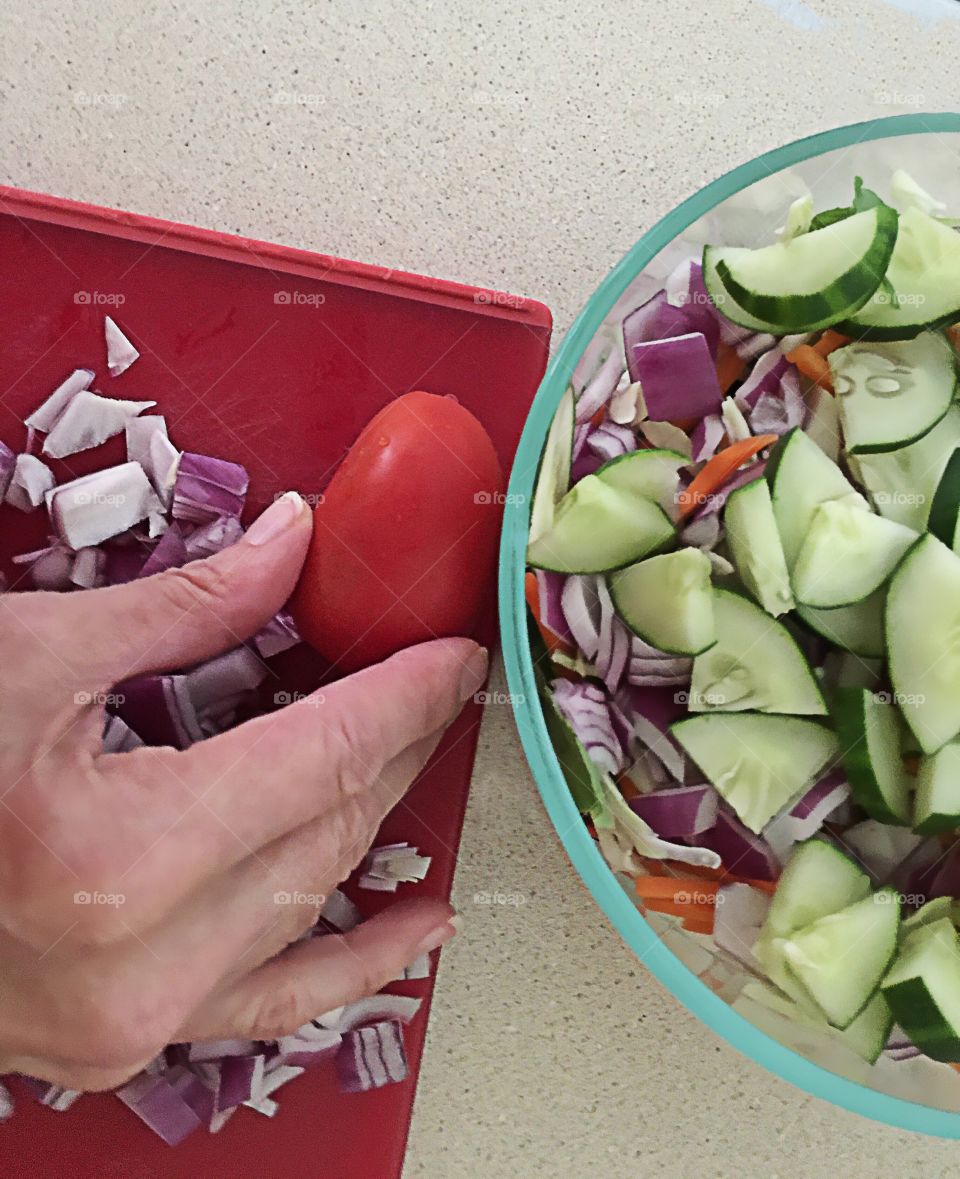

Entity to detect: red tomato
[291,391,503,674]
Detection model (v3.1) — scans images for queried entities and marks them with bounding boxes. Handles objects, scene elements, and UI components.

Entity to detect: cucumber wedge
[913,740,960,835]
[902,899,957,939]
[594,448,686,518]
[766,428,869,570]
[796,589,886,659]
[689,590,826,715]
[882,919,960,1062]
[854,405,960,530]
[792,499,917,608]
[724,479,794,617]
[670,714,839,833]
[609,548,715,656]
[703,206,898,334]
[839,991,895,1064]
[830,332,957,454]
[928,448,960,553]
[526,475,675,573]
[529,385,575,543]
[781,889,901,1028]
[839,208,960,340]
[887,534,960,753]
[832,688,911,824]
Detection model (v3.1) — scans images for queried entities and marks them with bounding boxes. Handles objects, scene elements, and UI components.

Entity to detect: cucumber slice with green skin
[704,206,899,334]
[796,590,886,659]
[781,888,901,1029]
[838,990,895,1064]
[882,919,960,1062]
[594,448,686,518]
[913,740,960,835]
[531,647,605,817]
[832,688,911,824]
[838,208,960,340]
[902,899,957,939]
[529,386,575,544]
[887,534,960,754]
[766,428,869,571]
[670,714,839,833]
[608,548,715,656]
[854,405,960,531]
[928,448,960,553]
[526,475,675,574]
[724,479,794,617]
[830,332,958,454]
[689,589,826,715]
[792,499,917,609]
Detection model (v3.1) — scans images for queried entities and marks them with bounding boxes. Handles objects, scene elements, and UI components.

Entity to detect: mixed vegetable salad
[526,171,960,1072]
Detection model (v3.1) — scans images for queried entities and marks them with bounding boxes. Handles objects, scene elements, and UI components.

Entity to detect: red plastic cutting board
[0,186,551,1179]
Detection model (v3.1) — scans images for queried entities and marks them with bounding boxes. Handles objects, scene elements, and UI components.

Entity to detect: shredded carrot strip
[524,571,575,658]
[786,343,833,392]
[812,329,850,357]
[617,773,643,801]
[635,876,721,903]
[676,434,778,518]
[716,341,747,391]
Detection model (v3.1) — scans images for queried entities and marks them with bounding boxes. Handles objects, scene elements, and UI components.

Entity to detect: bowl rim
[499,112,960,1138]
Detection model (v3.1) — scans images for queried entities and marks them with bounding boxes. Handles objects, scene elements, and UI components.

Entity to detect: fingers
[176,898,460,1042]
[37,491,312,691]
[99,638,485,927]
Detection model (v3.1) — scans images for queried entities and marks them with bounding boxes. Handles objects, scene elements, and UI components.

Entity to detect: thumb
[57,491,312,688]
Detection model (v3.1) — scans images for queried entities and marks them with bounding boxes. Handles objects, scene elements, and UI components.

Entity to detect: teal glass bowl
[499,112,960,1137]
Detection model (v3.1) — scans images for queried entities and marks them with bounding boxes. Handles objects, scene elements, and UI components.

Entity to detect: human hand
[0,491,486,1090]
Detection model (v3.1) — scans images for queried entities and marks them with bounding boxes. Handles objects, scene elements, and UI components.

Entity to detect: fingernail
[414,912,463,957]
[458,646,489,702]
[245,491,306,546]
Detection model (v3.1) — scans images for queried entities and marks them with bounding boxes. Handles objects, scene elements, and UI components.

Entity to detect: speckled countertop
[5,1,960,1174]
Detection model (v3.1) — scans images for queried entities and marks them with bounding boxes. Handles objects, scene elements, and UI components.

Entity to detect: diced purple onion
[336,1021,409,1093]
[747,370,807,436]
[561,574,602,662]
[5,453,55,512]
[319,994,422,1033]
[252,610,301,659]
[535,569,572,643]
[550,678,625,776]
[697,809,780,881]
[629,785,718,839]
[102,713,144,753]
[763,771,850,861]
[12,541,75,590]
[70,546,104,589]
[25,368,95,432]
[680,511,722,551]
[627,333,723,422]
[172,453,248,524]
[42,391,155,459]
[275,1027,342,1068]
[0,440,15,501]
[318,889,360,934]
[626,641,691,687]
[585,421,636,463]
[688,460,767,522]
[0,1082,12,1122]
[215,1054,266,1112]
[575,348,625,424]
[184,515,245,560]
[104,316,140,376]
[103,541,150,584]
[623,264,720,361]
[138,523,189,578]
[126,416,180,505]
[691,413,724,463]
[116,1074,204,1147]
[359,843,431,891]
[735,348,790,411]
[595,578,631,693]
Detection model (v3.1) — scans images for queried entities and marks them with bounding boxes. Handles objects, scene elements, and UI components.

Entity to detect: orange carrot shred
[524,570,575,658]
[716,341,747,391]
[813,329,850,357]
[677,434,778,518]
[786,343,833,392]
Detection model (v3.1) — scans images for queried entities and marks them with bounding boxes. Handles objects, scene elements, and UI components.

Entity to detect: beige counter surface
[5,1,960,1174]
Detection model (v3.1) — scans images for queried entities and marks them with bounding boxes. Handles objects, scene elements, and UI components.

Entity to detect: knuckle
[70,980,174,1070]
[153,560,230,617]
[245,985,310,1040]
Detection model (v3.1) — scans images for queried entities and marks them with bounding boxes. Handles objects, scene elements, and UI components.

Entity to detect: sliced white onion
[25,368,95,432]
[105,316,140,376]
[5,454,55,512]
[43,390,156,459]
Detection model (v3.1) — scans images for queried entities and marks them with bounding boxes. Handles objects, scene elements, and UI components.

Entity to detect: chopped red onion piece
[319,888,360,933]
[138,523,189,578]
[5,453,54,512]
[253,610,301,659]
[172,453,249,524]
[0,1082,12,1122]
[319,994,422,1033]
[613,694,687,783]
[14,541,75,590]
[623,264,720,359]
[70,546,104,589]
[395,952,431,981]
[629,785,718,839]
[840,820,925,884]
[0,440,15,501]
[595,577,630,693]
[276,1027,342,1067]
[102,713,144,753]
[691,413,724,462]
[187,1039,259,1062]
[183,515,245,560]
[533,570,571,644]
[243,1094,279,1118]
[336,1021,409,1093]
[48,462,163,549]
[116,1074,203,1147]
[575,348,624,424]
[688,460,767,522]
[747,371,807,436]
[925,842,960,902]
[105,316,140,376]
[216,1054,266,1111]
[585,421,636,463]
[713,883,771,970]
[550,678,625,775]
[627,640,691,687]
[561,574,602,662]
[34,1084,82,1111]
[698,809,780,881]
[126,416,179,505]
[25,368,95,432]
[569,447,604,484]
[255,1064,304,1102]
[359,843,431,891]
[735,348,790,411]
[42,391,155,459]
[627,333,723,421]
[103,541,150,584]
